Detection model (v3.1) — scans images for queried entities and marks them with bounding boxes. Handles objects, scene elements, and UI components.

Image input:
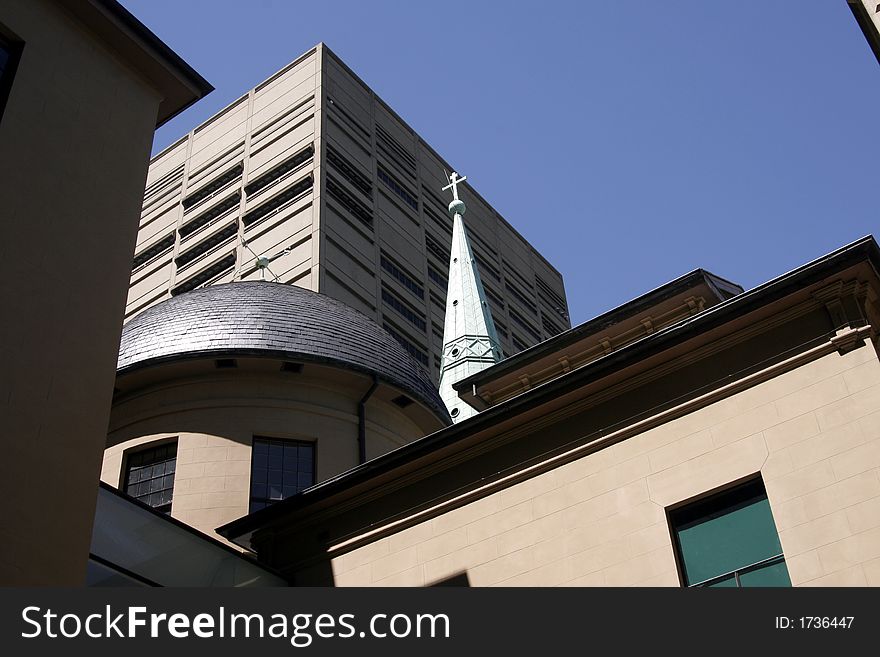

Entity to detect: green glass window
[670,478,791,587]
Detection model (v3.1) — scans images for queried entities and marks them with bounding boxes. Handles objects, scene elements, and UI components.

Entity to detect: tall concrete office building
[129,43,570,382]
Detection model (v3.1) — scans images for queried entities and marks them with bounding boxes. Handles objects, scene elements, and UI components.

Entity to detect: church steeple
[438,172,502,422]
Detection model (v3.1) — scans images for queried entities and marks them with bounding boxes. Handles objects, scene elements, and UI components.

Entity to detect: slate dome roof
[117,281,449,422]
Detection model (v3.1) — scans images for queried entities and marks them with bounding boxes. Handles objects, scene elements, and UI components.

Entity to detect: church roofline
[218,235,880,547]
[117,281,451,424]
[452,268,744,394]
[61,0,213,127]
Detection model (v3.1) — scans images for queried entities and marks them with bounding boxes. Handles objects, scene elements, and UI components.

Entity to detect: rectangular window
[669,478,791,587]
[475,253,501,282]
[244,144,313,198]
[536,276,569,323]
[505,281,537,314]
[242,174,313,227]
[509,308,541,342]
[383,322,429,367]
[511,334,528,352]
[124,442,177,514]
[377,165,419,212]
[0,30,23,123]
[425,233,450,263]
[382,286,427,332]
[178,192,240,238]
[182,162,243,210]
[542,314,564,337]
[375,124,417,176]
[325,175,373,228]
[132,233,175,271]
[170,253,236,296]
[381,253,424,299]
[428,266,448,290]
[175,221,237,270]
[249,437,315,513]
[326,145,371,196]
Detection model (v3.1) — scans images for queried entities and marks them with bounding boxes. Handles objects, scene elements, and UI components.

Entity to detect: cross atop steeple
[442,171,467,202]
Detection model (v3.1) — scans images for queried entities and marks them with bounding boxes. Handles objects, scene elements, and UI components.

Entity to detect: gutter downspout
[357,375,379,464]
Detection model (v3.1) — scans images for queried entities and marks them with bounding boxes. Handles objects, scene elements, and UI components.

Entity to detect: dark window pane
[250,438,314,507]
[124,442,177,513]
[269,443,283,463]
[670,478,790,588]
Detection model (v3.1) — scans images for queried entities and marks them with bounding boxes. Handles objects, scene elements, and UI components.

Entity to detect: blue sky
[123,0,880,326]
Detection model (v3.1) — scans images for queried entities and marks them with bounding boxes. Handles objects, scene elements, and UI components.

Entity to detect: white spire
[438,171,502,422]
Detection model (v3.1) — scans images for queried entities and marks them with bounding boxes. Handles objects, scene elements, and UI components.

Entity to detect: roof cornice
[218,235,880,542]
[58,0,213,126]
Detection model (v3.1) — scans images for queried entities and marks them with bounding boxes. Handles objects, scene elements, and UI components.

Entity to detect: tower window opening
[249,437,315,513]
[124,442,177,514]
[669,477,791,587]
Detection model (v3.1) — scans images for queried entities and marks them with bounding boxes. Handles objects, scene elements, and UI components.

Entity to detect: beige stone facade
[101,361,445,542]
[130,43,569,382]
[0,0,209,585]
[219,240,880,587]
[329,343,880,586]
